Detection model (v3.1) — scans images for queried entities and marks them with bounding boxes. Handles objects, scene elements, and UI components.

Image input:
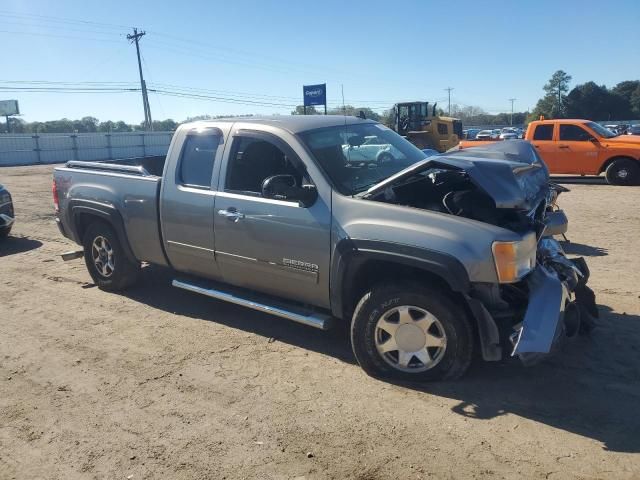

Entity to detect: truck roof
[529,119,591,125]
[188,115,378,134]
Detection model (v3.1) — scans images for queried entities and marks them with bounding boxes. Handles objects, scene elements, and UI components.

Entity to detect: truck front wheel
[350,282,474,381]
[82,221,140,291]
[605,158,640,185]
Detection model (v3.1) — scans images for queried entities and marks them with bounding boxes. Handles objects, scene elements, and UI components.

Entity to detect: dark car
[627,125,640,136]
[0,183,15,239]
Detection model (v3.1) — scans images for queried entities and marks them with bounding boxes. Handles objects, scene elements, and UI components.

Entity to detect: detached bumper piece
[511,238,597,365]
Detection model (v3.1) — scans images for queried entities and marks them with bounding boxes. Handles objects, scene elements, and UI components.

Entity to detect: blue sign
[303,83,326,107]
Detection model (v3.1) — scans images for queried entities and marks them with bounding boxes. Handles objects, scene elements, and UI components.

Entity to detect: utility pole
[127,28,153,131]
[557,85,562,118]
[508,98,516,125]
[444,87,454,116]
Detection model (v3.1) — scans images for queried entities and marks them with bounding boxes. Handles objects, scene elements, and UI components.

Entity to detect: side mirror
[589,137,599,143]
[261,175,318,207]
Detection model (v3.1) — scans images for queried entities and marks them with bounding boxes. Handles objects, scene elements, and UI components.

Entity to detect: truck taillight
[52,180,59,213]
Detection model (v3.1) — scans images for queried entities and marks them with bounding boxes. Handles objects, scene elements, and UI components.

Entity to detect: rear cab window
[178,133,220,189]
[532,124,554,141]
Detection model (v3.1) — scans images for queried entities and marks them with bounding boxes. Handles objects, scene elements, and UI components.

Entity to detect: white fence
[0,132,173,166]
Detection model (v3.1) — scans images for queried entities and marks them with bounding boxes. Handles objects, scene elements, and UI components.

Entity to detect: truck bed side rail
[65,160,152,177]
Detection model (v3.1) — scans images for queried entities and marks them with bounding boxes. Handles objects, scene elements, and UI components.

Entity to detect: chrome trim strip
[60,167,160,182]
[66,160,150,176]
[172,279,331,330]
[167,240,215,253]
[216,250,256,262]
[178,185,218,196]
[217,191,300,207]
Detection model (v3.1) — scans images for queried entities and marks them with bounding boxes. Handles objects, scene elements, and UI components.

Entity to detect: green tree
[326,105,380,121]
[614,81,640,117]
[630,86,640,118]
[530,70,572,120]
[291,105,318,115]
[565,82,632,120]
[152,119,178,131]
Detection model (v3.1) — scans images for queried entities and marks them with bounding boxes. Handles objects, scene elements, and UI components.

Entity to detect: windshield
[587,121,617,138]
[299,123,426,195]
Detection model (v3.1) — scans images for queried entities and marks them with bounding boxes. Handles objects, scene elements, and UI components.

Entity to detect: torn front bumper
[510,238,596,365]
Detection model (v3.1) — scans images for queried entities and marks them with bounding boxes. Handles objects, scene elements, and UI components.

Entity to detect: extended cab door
[159,124,230,279]
[529,123,560,172]
[213,128,331,308]
[556,123,601,175]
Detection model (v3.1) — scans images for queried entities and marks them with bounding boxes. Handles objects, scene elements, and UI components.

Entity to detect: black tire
[0,225,11,240]
[605,158,640,186]
[82,221,139,291]
[350,282,474,381]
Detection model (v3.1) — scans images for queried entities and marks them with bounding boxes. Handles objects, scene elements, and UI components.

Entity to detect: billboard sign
[0,100,19,116]
[303,84,326,107]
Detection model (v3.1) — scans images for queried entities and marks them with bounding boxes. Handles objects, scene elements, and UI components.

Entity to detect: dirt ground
[1,165,639,480]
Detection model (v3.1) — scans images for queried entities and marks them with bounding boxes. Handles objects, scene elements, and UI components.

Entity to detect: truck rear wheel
[605,158,640,185]
[82,221,140,291]
[350,282,473,381]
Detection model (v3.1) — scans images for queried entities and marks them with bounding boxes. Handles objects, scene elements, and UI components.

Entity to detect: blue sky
[3,0,640,123]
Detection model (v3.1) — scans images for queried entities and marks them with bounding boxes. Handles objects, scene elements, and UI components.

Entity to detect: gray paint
[54,116,583,361]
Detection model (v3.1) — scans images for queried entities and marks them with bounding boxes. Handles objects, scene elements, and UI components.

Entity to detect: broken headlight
[492,232,537,283]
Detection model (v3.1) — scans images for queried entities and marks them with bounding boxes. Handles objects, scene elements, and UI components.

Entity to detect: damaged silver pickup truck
[53,116,597,381]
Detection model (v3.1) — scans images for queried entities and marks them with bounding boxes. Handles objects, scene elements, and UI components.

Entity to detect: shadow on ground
[550,175,607,185]
[122,265,640,454]
[0,235,43,257]
[560,241,608,257]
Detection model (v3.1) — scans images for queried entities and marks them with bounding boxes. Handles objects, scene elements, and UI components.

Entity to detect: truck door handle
[558,145,570,149]
[218,208,245,222]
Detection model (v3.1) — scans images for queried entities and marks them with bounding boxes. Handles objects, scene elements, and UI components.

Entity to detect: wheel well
[342,258,454,320]
[598,156,638,174]
[74,213,109,242]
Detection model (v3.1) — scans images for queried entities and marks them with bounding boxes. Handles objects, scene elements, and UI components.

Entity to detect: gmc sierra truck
[53,116,597,381]
[459,119,640,185]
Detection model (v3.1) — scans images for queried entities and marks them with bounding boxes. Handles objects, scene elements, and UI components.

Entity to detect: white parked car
[499,132,519,140]
[476,130,496,140]
[342,136,402,164]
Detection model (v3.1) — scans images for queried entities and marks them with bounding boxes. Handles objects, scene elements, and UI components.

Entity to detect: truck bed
[54,155,168,266]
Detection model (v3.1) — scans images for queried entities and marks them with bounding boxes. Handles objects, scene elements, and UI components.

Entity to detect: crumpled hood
[363,140,550,210]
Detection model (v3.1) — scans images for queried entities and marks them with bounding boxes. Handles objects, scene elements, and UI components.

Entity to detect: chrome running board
[172,279,333,330]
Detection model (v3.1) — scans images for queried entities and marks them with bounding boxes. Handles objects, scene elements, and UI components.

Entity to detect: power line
[149,89,298,108]
[0,28,122,43]
[0,10,131,30]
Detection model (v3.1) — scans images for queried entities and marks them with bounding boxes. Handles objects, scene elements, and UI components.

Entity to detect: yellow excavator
[393,102,462,152]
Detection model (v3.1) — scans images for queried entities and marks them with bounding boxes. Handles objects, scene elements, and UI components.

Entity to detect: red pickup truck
[459,119,640,185]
